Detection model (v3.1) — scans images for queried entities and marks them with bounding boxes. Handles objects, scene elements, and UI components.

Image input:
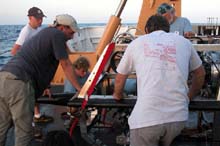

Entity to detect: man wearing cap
[157,3,195,37]
[10,7,53,137]
[0,14,81,146]
[11,7,46,55]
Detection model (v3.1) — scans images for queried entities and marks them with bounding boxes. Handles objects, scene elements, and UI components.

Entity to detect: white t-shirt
[117,30,202,129]
[15,24,41,45]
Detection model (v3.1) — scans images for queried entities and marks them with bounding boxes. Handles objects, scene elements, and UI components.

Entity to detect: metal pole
[96,0,128,57]
[115,0,128,17]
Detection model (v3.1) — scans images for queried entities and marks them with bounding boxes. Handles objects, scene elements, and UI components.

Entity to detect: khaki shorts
[0,71,35,146]
[130,121,186,146]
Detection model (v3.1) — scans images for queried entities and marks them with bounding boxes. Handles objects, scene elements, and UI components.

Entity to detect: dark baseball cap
[27,7,46,18]
[157,3,174,15]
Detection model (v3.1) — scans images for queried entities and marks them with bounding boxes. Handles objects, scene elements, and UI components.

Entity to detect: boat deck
[5,86,220,146]
[5,100,218,146]
[5,104,213,146]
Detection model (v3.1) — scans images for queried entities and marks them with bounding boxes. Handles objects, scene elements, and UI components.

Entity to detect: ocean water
[0,25,24,68]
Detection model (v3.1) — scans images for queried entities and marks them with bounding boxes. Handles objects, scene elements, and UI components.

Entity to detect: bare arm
[60,58,81,92]
[113,73,128,100]
[11,44,21,55]
[188,65,206,100]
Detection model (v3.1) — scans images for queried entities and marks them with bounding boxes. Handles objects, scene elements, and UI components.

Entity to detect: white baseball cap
[53,14,79,32]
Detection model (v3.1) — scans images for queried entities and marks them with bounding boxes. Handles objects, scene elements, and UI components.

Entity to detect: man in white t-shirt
[11,7,46,55]
[11,7,53,126]
[113,15,205,146]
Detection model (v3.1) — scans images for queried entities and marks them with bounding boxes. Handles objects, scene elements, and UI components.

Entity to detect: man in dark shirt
[0,14,81,146]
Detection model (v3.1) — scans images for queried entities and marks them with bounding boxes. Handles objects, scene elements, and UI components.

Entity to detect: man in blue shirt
[0,14,81,146]
[157,3,195,37]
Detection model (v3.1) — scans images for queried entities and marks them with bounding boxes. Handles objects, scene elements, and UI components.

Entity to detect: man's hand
[113,92,123,101]
[184,31,195,38]
[113,92,128,101]
[43,88,52,99]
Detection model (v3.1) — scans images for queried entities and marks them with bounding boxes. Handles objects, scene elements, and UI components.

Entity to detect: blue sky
[0,0,220,25]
